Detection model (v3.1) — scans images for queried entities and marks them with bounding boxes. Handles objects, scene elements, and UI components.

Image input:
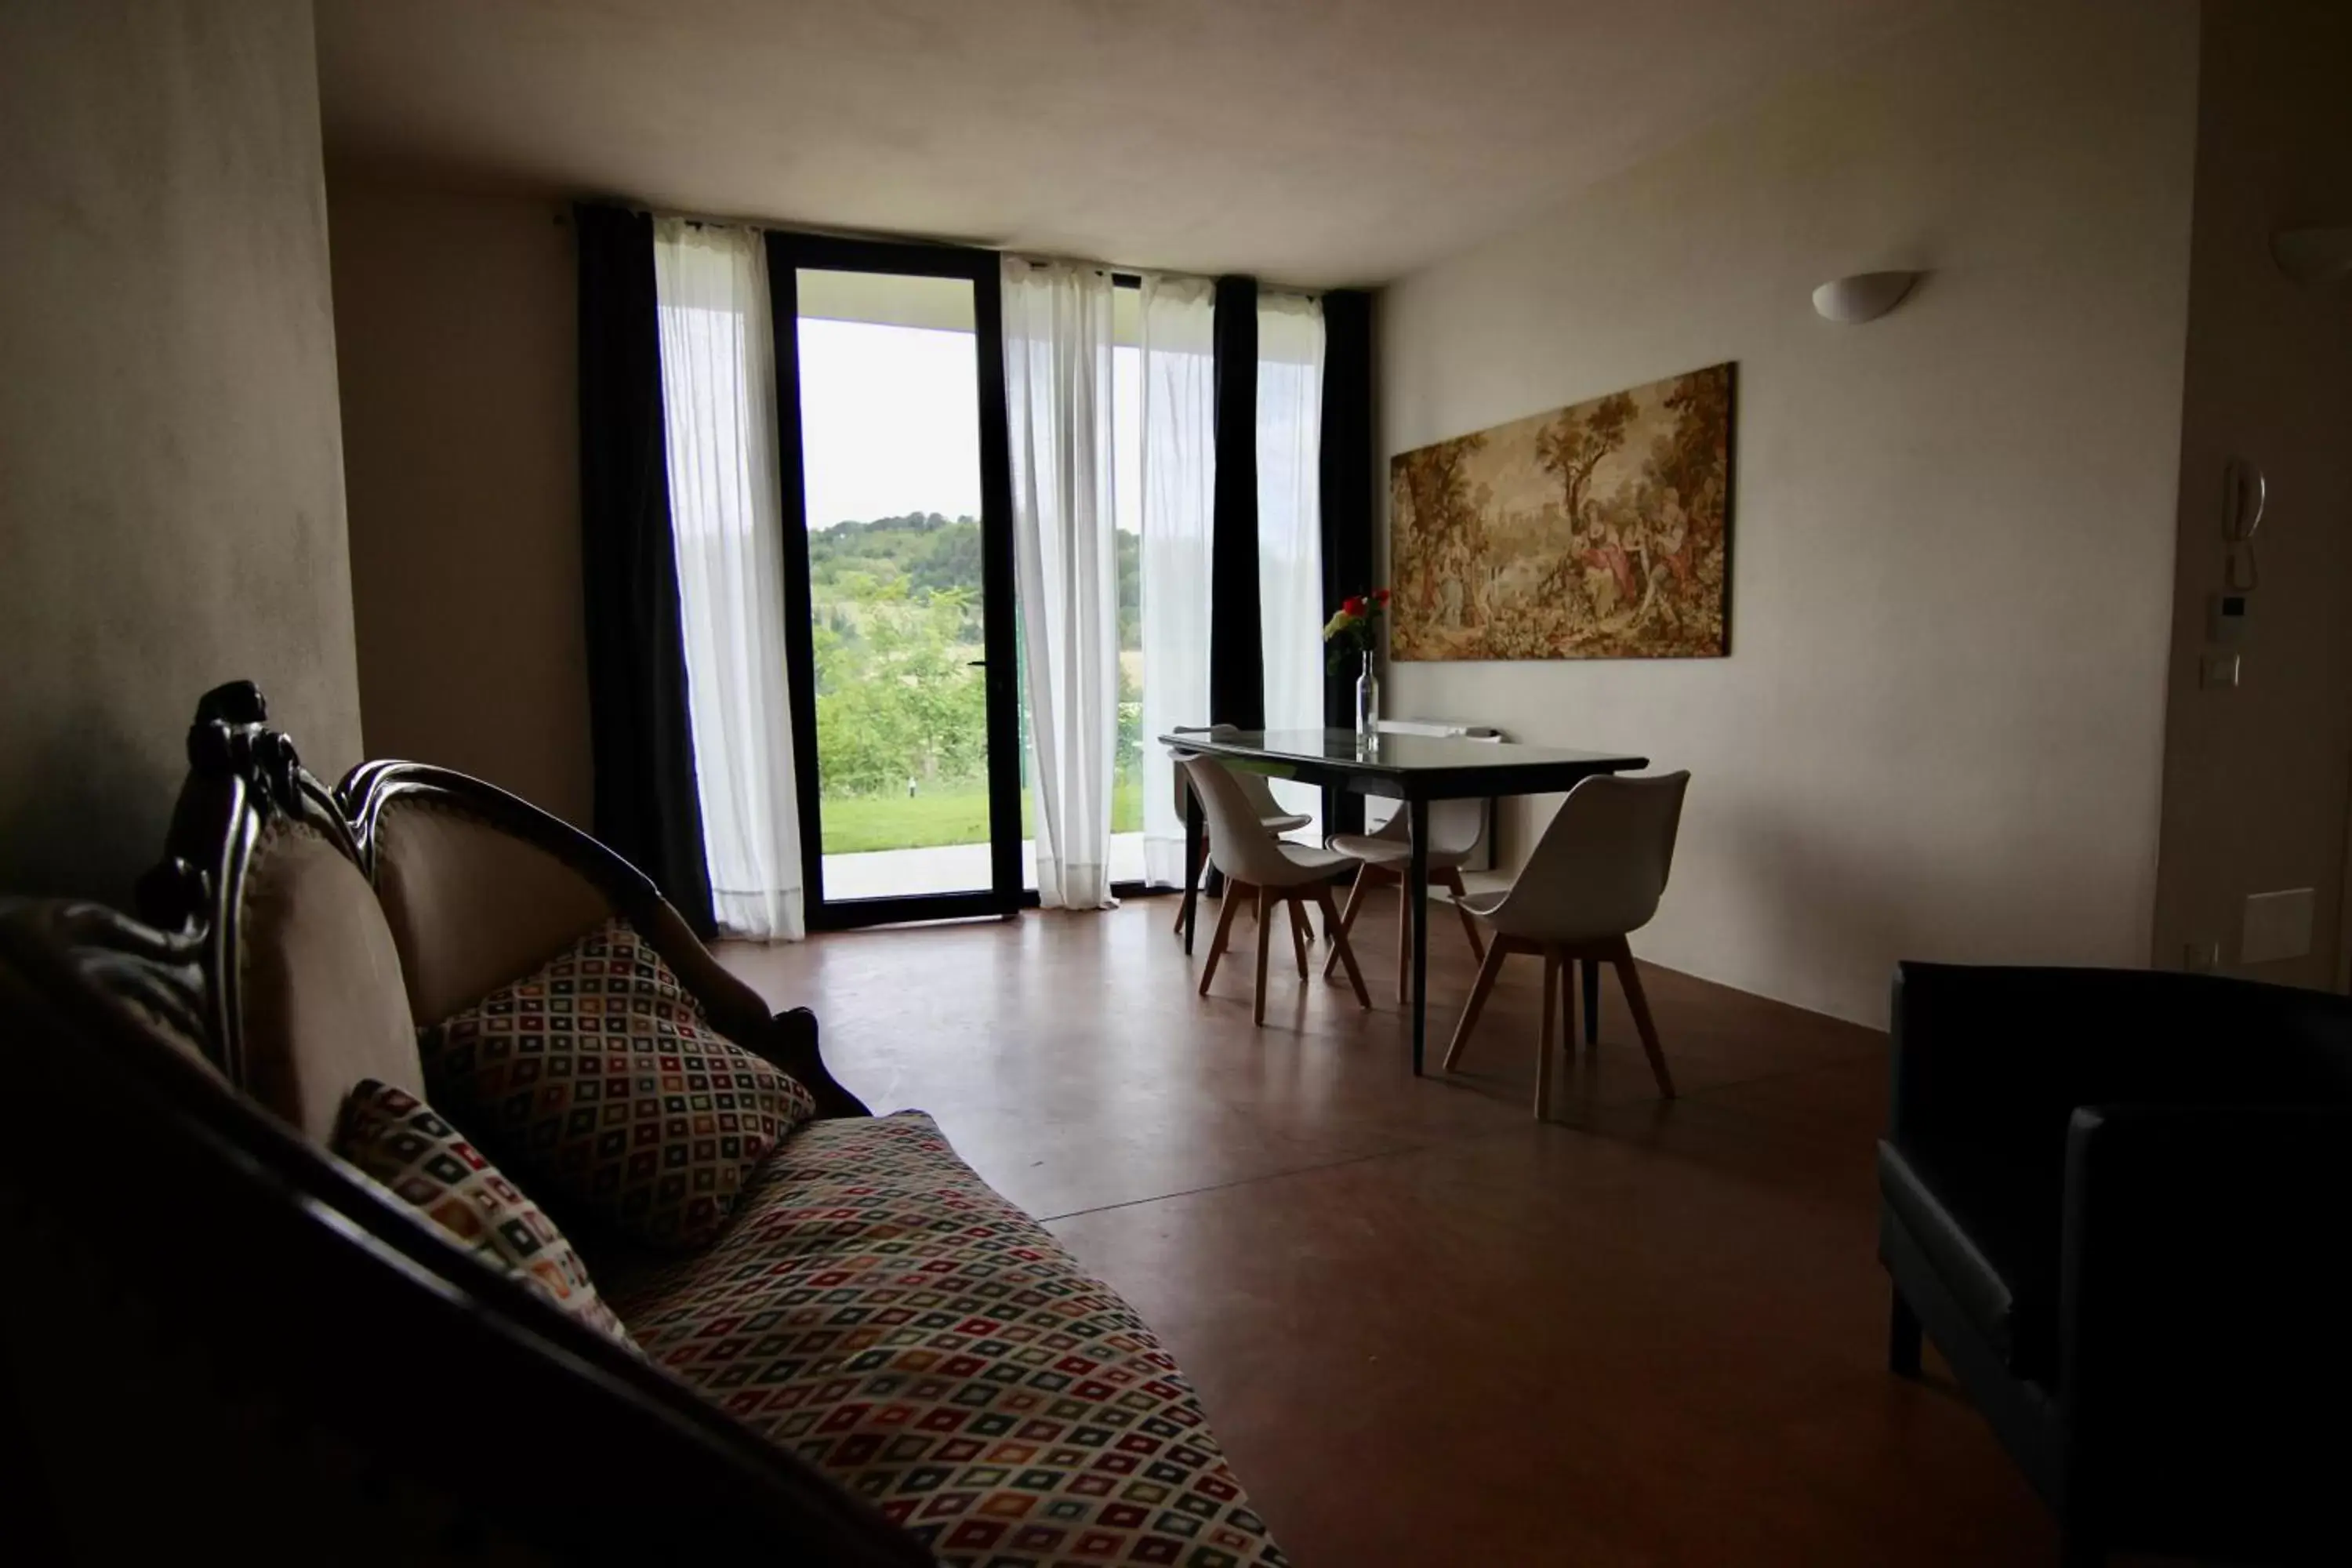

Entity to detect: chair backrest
[1170,725,1287,823]
[1181,757,1301,885]
[1168,724,1230,818]
[1494,771,1692,938]
[1428,731,1502,857]
[1429,798,1488,858]
[1363,731,1499,858]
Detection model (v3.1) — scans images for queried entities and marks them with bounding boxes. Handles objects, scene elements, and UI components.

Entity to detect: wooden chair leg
[1327,865,1374,973]
[1442,940,1507,1072]
[1611,938,1675,1098]
[1252,885,1274,1026]
[1327,865,1364,973]
[1438,867,1486,963]
[1313,884,1371,1008]
[1537,950,1560,1121]
[1287,895,1310,978]
[1197,882,1244,996]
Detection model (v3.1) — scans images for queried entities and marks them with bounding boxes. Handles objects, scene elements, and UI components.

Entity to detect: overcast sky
[797,319,1142,532]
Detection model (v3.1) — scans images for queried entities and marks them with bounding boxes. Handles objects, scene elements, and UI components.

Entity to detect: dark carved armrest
[753,1005,870,1120]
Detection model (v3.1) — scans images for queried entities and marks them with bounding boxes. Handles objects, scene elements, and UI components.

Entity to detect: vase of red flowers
[1323,587,1392,740]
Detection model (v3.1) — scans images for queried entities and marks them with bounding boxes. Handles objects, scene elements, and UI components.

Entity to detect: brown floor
[720,895,2060,1567]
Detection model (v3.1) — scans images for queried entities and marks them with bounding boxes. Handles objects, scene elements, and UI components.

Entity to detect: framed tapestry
[1390,361,1733,661]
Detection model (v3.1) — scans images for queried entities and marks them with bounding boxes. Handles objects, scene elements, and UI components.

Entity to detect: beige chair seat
[1327,831,1472,869]
[1269,841,1359,879]
[1456,888,1508,918]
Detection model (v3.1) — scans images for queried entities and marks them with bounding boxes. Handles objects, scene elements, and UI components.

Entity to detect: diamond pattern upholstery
[335,1079,637,1347]
[602,1112,1286,1567]
[420,918,816,1250]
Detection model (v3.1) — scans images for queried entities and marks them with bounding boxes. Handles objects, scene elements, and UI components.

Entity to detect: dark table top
[1160,728,1650,800]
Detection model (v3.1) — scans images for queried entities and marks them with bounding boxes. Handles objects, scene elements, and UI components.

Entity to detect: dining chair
[1441,771,1692,1118]
[1321,798,1492,1003]
[1167,724,1312,938]
[1181,756,1371,1025]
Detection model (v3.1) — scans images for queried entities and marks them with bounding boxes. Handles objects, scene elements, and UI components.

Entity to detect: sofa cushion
[1879,1138,2061,1384]
[420,917,815,1250]
[237,820,427,1143]
[336,1079,636,1347]
[601,1111,1287,1568]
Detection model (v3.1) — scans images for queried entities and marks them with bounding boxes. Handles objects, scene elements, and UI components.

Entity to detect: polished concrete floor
[720,895,2061,1567]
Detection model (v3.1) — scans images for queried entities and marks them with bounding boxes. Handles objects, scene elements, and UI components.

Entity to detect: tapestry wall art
[1391,362,1733,660]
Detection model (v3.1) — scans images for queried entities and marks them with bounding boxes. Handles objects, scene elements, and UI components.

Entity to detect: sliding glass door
[768,236,1021,930]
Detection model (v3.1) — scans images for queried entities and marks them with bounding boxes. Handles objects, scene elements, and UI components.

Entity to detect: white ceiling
[316,0,1946,288]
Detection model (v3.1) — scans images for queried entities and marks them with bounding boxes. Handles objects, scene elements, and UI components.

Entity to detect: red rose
[1372,587,1392,606]
[1342,595,1367,617]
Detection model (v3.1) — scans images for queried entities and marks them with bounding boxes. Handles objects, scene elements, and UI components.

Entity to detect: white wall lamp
[2272,227,2352,286]
[1812,270,1920,325]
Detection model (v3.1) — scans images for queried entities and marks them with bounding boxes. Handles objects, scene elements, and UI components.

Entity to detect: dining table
[1163,728,1650,1075]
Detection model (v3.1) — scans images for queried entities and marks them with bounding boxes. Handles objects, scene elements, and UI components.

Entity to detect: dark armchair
[1880,962,2352,1567]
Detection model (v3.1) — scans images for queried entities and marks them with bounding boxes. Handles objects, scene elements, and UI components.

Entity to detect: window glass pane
[795,269,993,902]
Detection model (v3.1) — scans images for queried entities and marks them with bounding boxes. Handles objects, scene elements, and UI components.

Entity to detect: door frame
[766,233,1023,931]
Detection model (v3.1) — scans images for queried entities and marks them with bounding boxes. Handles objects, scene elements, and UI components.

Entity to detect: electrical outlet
[2200,652,2241,689]
[2241,889,2315,966]
[2183,939,2221,974]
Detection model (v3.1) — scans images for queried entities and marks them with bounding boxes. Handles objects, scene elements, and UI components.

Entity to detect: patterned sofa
[2,684,1282,1567]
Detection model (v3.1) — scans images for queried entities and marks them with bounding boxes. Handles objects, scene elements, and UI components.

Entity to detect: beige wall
[2150,0,2352,987]
[0,0,360,902]
[1377,0,2200,1026]
[327,181,595,826]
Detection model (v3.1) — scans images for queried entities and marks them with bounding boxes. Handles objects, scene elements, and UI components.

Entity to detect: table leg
[1181,792,1203,954]
[1408,798,1430,1076]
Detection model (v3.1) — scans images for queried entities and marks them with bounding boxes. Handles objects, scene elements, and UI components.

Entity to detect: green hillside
[804,514,1143,848]
[808,513,1139,651]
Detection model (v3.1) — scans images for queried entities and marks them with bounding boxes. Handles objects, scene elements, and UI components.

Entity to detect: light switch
[2241,888,2315,965]
[2201,652,2241,688]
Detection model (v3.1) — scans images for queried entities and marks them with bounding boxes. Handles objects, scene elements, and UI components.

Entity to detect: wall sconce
[1812,270,1919,324]
[2272,227,2352,286]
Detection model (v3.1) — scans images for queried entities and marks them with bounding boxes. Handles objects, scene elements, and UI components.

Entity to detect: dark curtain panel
[1210,274,1265,729]
[1319,289,1376,833]
[575,202,717,938]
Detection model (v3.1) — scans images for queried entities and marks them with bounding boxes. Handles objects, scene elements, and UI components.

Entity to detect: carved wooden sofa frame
[0,695,924,1561]
[8,683,1287,1568]
[144,680,862,1131]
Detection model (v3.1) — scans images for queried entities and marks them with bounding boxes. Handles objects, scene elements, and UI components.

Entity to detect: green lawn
[821,779,1142,855]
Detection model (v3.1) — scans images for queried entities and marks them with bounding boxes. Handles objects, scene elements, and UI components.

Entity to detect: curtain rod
[567,199,1319,296]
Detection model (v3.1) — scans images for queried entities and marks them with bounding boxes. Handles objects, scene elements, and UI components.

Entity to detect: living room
[4,2,2349,1565]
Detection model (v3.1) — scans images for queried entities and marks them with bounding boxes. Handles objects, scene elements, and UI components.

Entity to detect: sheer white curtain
[1258,292,1327,828]
[1003,257,1119,909]
[652,219,804,941]
[1137,276,1218,887]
